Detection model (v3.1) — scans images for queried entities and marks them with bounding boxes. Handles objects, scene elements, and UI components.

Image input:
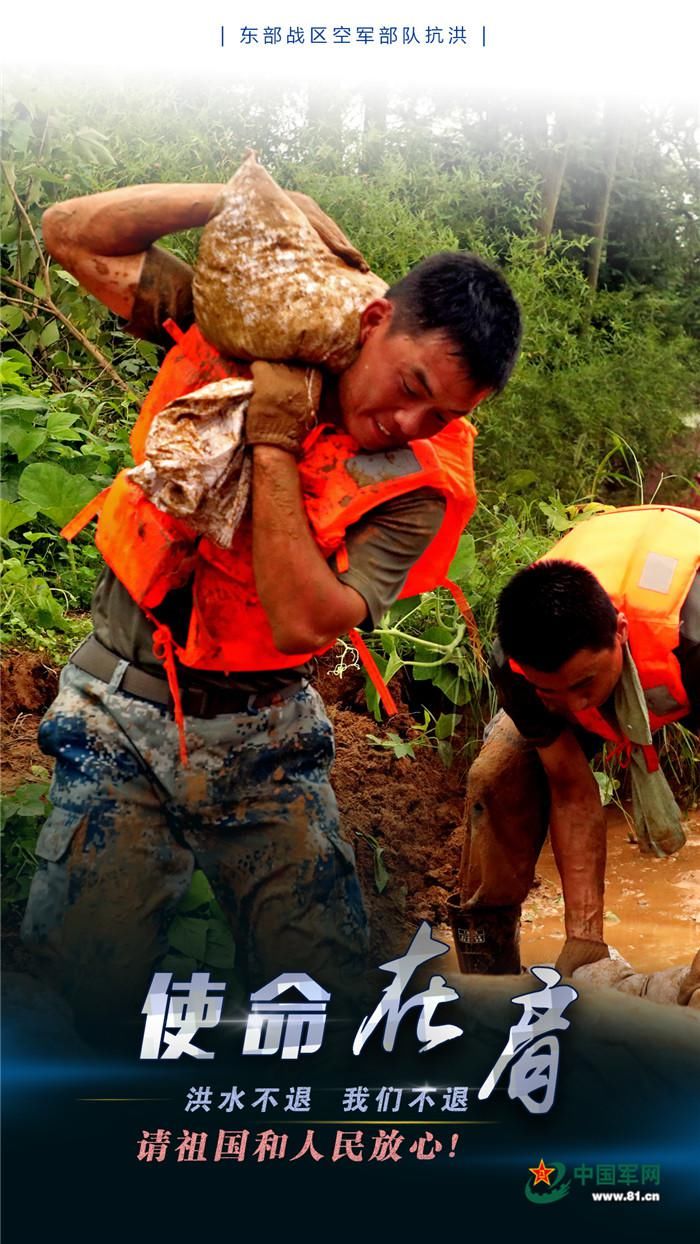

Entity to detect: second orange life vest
[520,505,700,768]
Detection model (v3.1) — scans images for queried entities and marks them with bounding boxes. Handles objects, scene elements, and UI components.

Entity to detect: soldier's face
[337,300,490,451]
[518,616,629,717]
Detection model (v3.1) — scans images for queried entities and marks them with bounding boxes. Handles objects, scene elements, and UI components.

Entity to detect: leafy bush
[0,773,50,913]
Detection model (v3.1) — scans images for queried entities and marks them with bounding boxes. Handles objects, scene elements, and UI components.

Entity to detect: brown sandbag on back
[193,151,387,370]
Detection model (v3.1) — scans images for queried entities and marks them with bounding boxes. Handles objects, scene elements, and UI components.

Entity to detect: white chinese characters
[140,972,226,1060]
[242,973,330,1060]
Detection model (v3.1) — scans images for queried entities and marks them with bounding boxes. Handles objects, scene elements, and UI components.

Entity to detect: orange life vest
[64,322,480,757]
[531,505,700,764]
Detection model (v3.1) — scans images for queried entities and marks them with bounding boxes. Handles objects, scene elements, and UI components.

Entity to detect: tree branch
[2,163,136,395]
[2,273,133,394]
[3,160,53,295]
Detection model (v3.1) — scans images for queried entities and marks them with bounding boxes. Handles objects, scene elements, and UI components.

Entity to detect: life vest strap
[147,617,189,766]
[349,627,398,717]
[162,317,186,345]
[335,540,398,715]
[641,743,660,773]
[60,487,110,541]
[606,739,660,774]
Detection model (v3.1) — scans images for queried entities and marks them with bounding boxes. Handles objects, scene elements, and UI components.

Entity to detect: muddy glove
[555,938,610,977]
[246,361,322,458]
[288,190,370,271]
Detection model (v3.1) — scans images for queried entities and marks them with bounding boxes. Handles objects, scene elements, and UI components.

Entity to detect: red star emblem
[529,1159,556,1186]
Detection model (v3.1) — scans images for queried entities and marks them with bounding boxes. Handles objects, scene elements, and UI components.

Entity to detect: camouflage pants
[21,660,369,1039]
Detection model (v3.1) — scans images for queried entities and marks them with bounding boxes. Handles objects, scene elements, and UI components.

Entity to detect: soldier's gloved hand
[555,938,610,977]
[288,190,370,272]
[246,361,322,458]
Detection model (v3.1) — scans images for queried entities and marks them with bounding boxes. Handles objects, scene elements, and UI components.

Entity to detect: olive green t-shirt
[91,246,447,692]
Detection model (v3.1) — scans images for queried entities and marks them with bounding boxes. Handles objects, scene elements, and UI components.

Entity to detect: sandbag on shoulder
[193,150,387,369]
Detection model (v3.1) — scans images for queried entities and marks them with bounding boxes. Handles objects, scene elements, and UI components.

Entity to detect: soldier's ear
[358,299,393,345]
[616,612,629,646]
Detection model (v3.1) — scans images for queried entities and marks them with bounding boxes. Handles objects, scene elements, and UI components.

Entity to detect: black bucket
[446,894,521,975]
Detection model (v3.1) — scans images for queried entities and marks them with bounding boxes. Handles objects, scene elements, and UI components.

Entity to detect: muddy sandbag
[128,377,253,549]
[193,150,387,370]
[573,948,700,1008]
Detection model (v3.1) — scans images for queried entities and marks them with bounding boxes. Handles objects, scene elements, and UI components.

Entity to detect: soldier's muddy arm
[537,732,608,954]
[41,183,367,321]
[41,183,224,318]
[252,446,368,653]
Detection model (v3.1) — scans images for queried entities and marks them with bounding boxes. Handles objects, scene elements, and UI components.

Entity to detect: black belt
[69,635,305,718]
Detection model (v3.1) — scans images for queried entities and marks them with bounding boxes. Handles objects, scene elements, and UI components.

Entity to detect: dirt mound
[1,650,58,723]
[1,650,58,793]
[330,703,466,961]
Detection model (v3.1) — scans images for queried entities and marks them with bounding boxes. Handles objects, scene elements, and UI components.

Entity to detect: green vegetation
[1,80,698,959]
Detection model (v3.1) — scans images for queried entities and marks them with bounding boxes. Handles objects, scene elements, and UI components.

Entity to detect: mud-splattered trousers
[21,662,369,1039]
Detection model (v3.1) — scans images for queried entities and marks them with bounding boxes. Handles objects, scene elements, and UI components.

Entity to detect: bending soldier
[455,505,699,980]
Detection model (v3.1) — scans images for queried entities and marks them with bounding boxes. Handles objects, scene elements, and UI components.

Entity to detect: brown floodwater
[441,807,700,977]
[520,806,700,974]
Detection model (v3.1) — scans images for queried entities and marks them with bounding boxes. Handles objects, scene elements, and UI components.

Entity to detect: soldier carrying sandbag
[21,155,522,1046]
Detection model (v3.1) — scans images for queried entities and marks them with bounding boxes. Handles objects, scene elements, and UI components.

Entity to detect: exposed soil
[329,703,466,961]
[1,646,698,980]
[1,649,58,792]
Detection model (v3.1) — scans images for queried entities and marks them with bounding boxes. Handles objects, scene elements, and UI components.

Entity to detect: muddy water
[441,807,700,976]
[520,807,700,973]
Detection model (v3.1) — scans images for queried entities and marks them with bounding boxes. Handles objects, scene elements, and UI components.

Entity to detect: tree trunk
[537,139,569,249]
[587,114,622,291]
[360,89,387,173]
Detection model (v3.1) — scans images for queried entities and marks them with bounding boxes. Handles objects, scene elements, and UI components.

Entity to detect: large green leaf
[447,532,477,582]
[385,595,420,625]
[0,498,36,540]
[17,462,99,528]
[167,914,208,962]
[411,624,455,681]
[5,427,48,461]
[0,305,25,331]
[0,357,31,388]
[435,712,462,740]
[46,410,80,434]
[177,869,214,914]
[0,395,47,414]
[431,665,469,705]
[204,921,237,969]
[39,320,60,349]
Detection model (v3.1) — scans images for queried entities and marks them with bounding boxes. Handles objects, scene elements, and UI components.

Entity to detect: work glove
[555,937,610,977]
[287,190,370,272]
[245,360,322,458]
